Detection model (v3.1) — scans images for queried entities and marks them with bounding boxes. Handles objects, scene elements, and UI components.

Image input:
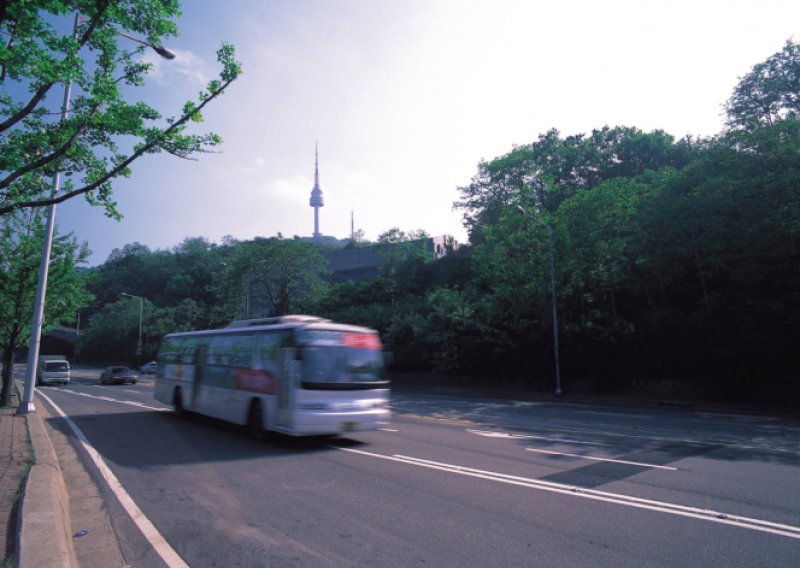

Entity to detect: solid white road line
[58,388,169,411]
[468,428,603,445]
[524,448,678,470]
[335,446,800,540]
[36,390,189,568]
[575,410,653,419]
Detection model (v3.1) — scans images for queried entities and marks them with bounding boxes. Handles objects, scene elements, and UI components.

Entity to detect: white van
[36,356,71,386]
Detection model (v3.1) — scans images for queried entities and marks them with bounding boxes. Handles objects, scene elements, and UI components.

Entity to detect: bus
[154,315,390,437]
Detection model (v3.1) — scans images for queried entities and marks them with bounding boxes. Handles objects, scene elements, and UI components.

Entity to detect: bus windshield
[297,330,387,390]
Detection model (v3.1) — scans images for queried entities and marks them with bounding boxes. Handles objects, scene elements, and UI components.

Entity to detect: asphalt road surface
[34,367,800,567]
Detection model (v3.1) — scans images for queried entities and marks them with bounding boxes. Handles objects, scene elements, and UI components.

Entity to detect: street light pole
[18,14,173,413]
[18,13,80,414]
[517,205,562,396]
[120,293,143,369]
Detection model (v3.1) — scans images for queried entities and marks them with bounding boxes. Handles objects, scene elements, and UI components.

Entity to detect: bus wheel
[173,389,185,418]
[247,400,265,441]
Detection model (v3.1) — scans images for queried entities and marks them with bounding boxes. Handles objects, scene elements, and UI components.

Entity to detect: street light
[517,205,562,396]
[120,293,144,369]
[114,29,176,60]
[18,15,174,414]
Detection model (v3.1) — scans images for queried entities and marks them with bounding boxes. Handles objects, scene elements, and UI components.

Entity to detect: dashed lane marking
[525,448,678,470]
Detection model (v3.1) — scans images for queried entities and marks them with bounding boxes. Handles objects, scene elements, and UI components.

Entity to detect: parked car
[139,361,157,374]
[100,366,138,385]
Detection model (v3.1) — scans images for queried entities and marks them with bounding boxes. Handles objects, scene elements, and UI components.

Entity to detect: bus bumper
[290,409,390,435]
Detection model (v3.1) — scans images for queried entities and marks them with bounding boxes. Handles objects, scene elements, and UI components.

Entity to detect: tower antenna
[309,141,324,239]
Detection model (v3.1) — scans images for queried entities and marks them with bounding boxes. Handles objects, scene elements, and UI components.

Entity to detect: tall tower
[309,142,324,239]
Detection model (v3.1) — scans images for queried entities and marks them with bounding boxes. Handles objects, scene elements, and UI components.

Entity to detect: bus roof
[163,315,377,339]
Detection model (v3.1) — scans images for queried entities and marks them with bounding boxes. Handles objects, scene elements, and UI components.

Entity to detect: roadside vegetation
[2,27,798,405]
[0,1,240,406]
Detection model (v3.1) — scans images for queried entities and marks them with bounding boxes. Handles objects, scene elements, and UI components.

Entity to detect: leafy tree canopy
[0,0,242,216]
[1,208,92,404]
[725,39,800,131]
[454,126,696,244]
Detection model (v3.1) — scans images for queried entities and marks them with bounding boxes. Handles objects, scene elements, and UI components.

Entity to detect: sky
[52,0,800,266]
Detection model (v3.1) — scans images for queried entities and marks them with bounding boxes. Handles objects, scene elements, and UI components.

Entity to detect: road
[33,366,800,567]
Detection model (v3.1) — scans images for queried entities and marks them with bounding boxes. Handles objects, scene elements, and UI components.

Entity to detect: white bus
[154,315,390,437]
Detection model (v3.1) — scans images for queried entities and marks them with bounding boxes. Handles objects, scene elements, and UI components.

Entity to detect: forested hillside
[4,40,798,405]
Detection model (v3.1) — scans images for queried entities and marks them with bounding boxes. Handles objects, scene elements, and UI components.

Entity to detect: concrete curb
[16,380,77,568]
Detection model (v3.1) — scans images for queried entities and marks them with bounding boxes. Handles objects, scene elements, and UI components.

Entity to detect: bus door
[191,344,208,411]
[277,348,298,427]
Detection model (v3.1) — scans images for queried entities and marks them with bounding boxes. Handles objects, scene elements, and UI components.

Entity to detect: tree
[0,209,92,405]
[223,237,329,318]
[454,127,694,244]
[725,39,800,131]
[374,227,433,302]
[0,1,242,216]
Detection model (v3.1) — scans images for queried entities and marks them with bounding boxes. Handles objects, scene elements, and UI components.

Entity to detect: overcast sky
[54,0,800,266]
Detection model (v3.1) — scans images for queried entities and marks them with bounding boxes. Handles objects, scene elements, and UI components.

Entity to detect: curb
[15,380,77,568]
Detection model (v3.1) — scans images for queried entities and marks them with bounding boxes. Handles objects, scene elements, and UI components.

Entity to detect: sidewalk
[0,383,31,565]
[0,380,77,567]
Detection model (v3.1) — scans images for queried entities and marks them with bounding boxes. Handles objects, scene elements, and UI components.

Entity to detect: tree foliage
[78,235,331,362]
[71,38,800,405]
[725,39,800,131]
[0,209,92,405]
[221,237,329,318]
[0,0,242,216]
[454,126,696,244]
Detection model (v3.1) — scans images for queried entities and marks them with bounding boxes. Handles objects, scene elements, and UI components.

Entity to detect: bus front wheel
[173,389,186,418]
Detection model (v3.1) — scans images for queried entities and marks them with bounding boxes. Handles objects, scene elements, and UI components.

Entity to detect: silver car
[100,366,138,385]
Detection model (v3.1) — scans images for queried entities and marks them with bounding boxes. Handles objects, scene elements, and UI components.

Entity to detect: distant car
[100,366,138,385]
[140,361,157,374]
[36,356,71,386]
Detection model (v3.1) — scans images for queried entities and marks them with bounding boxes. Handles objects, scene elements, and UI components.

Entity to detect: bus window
[181,337,202,364]
[297,331,387,389]
[159,336,183,364]
[258,331,287,366]
[208,334,253,367]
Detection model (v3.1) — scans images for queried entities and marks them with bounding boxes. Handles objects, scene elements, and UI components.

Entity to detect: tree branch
[0,4,109,134]
[0,74,237,216]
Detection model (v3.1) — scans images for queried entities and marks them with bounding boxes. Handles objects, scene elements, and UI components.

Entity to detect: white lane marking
[468,428,602,445]
[335,447,800,540]
[697,412,779,422]
[380,428,399,432]
[525,448,678,470]
[58,388,168,412]
[575,411,653,419]
[36,390,189,568]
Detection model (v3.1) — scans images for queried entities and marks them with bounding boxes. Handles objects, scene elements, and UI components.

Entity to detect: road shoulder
[36,395,127,567]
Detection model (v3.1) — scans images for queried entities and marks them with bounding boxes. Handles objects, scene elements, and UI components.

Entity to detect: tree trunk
[690,223,713,321]
[0,344,16,407]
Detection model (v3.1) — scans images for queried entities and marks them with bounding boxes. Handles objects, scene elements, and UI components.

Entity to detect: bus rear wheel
[247,400,265,441]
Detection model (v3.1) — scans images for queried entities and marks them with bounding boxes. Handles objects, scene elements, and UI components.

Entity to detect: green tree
[0,210,91,405]
[455,127,694,244]
[374,227,433,302]
[725,39,800,131]
[223,237,329,318]
[0,1,242,216]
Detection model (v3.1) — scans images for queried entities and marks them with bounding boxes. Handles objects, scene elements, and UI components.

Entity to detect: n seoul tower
[309,142,324,239]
